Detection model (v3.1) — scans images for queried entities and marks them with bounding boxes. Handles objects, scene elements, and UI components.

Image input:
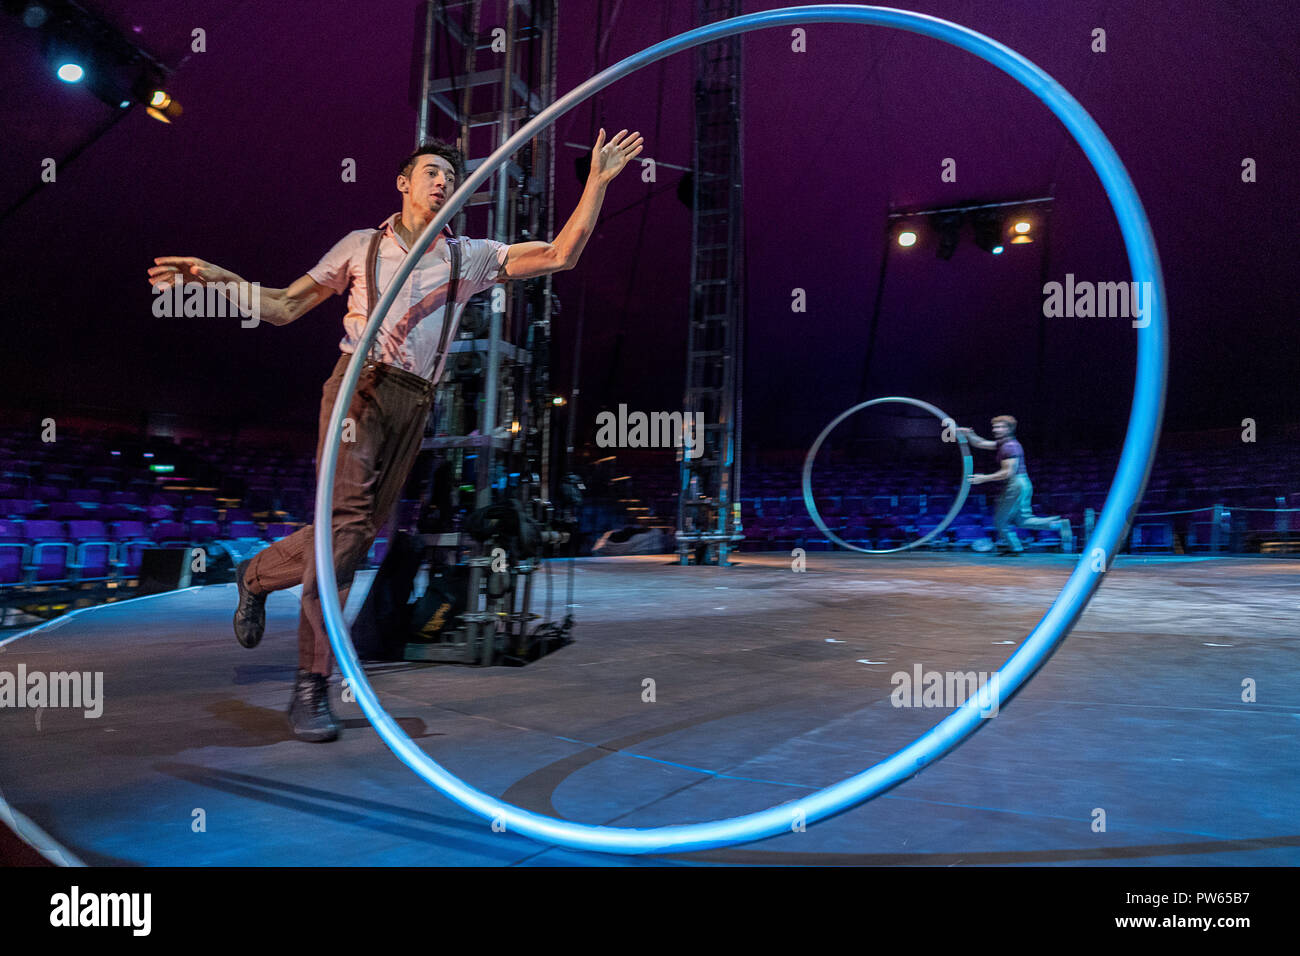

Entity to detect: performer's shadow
[208,698,443,745]
[231,664,301,684]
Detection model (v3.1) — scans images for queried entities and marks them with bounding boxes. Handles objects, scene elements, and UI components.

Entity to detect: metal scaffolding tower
[676,0,745,566]
[404,0,561,664]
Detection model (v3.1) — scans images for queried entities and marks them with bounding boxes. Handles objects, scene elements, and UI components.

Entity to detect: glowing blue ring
[802,396,972,554]
[315,4,1166,855]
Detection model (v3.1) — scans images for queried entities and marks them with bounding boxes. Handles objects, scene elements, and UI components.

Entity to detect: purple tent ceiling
[1,0,1296,447]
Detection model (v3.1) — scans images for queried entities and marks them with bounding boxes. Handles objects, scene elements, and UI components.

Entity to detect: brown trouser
[244,353,433,675]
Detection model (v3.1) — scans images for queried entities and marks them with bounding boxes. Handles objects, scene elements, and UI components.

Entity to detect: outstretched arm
[958,427,997,451]
[498,128,644,281]
[148,257,334,326]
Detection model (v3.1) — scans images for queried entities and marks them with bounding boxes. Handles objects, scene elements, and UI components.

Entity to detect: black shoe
[288,669,341,743]
[233,559,267,648]
[996,547,1024,557]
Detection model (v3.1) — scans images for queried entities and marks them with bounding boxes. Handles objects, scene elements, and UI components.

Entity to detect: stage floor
[1,552,1297,866]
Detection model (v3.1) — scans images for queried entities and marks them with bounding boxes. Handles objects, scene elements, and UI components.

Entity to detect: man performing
[960,416,1072,555]
[147,128,643,741]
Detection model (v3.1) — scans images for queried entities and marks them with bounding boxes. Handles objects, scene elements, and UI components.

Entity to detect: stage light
[1010,234,1033,245]
[897,229,917,248]
[34,8,175,117]
[134,70,182,122]
[1013,220,1031,234]
[145,89,182,123]
[551,395,566,406]
[973,210,1006,256]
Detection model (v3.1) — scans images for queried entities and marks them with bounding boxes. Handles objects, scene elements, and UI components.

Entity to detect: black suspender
[363,225,461,377]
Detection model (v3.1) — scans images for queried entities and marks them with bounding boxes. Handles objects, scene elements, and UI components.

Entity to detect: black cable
[0,108,127,227]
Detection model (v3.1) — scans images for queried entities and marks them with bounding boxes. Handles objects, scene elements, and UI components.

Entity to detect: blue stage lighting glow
[56,63,84,83]
[314,4,1167,855]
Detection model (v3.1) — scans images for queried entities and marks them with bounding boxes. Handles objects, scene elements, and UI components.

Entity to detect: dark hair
[398,140,464,184]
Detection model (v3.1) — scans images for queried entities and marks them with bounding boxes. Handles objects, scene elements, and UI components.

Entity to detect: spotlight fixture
[133,67,180,122]
[1009,217,1034,245]
[973,210,1006,256]
[887,197,1049,263]
[27,4,176,117]
[43,30,87,83]
[145,88,182,123]
[935,212,961,260]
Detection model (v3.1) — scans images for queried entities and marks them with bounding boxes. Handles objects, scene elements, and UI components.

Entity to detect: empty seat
[50,501,98,520]
[23,519,73,583]
[111,519,149,540]
[0,498,38,518]
[68,520,115,581]
[188,520,220,541]
[151,521,189,545]
[98,503,139,521]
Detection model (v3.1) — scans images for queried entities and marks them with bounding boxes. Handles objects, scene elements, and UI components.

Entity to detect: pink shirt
[307,213,509,382]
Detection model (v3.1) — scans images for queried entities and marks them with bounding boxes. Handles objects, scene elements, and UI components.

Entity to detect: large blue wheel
[314,4,1167,855]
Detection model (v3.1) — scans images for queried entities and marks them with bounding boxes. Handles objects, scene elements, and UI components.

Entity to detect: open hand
[590,128,644,185]
[148,256,226,289]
